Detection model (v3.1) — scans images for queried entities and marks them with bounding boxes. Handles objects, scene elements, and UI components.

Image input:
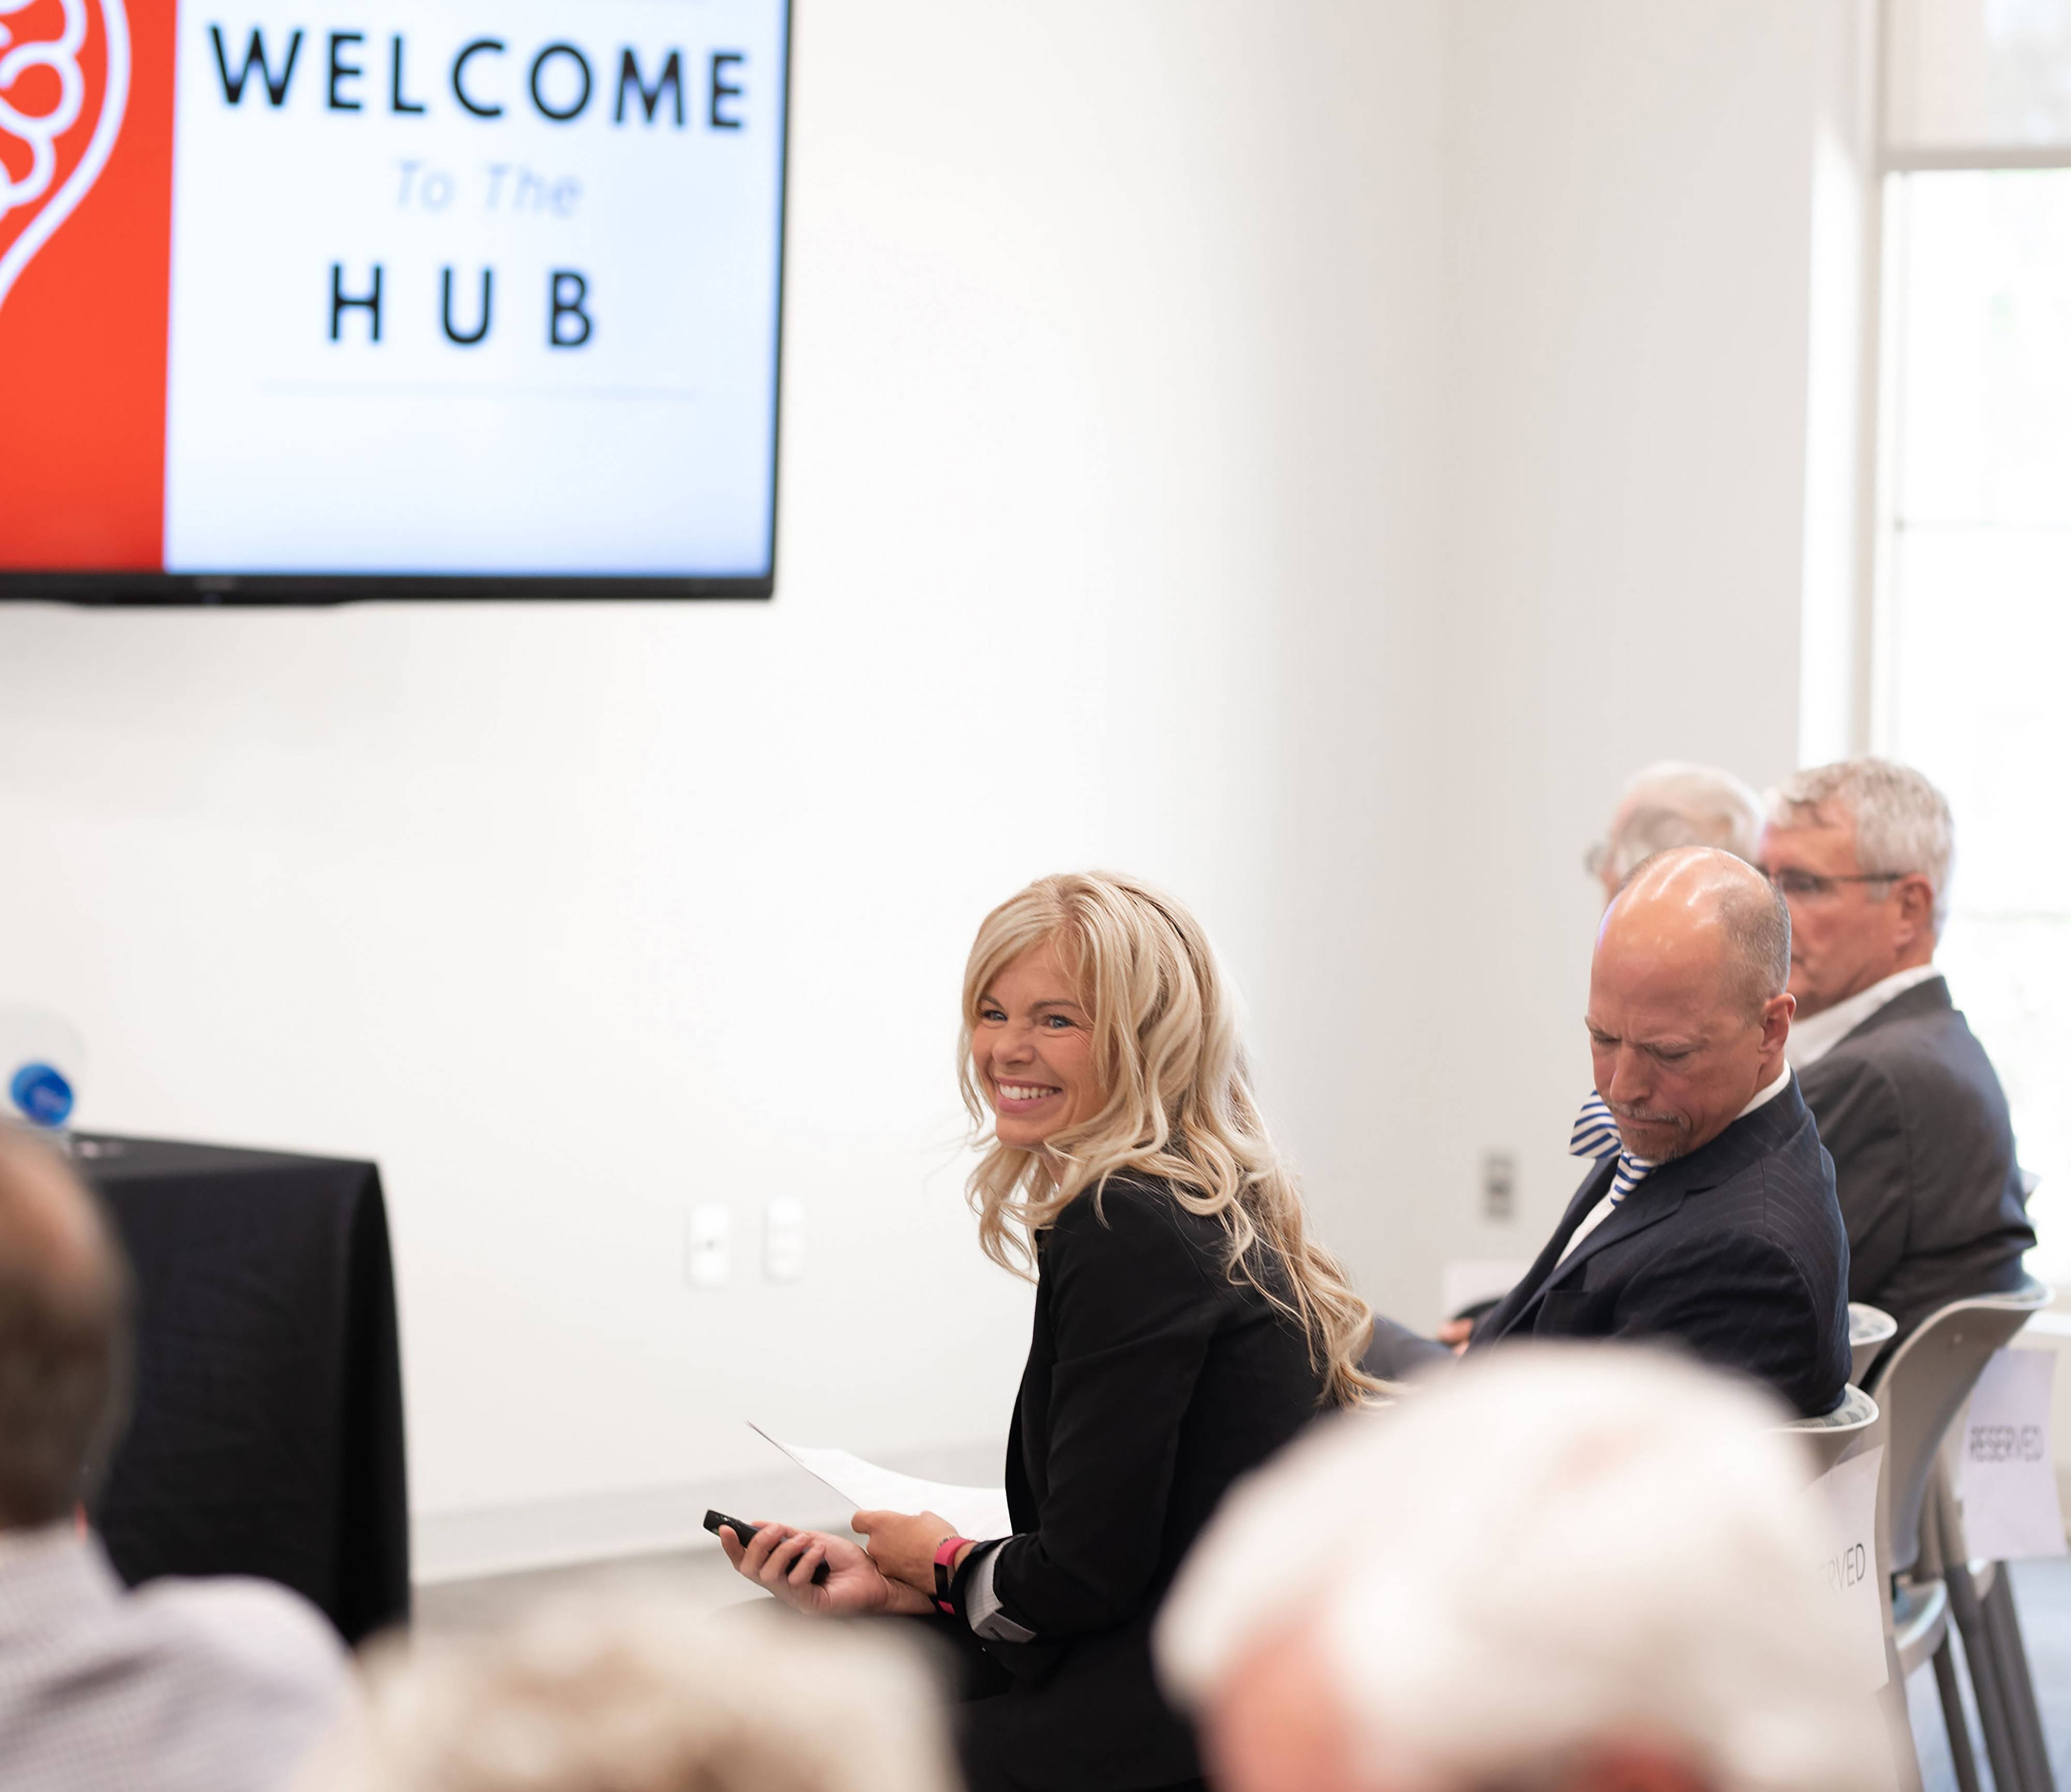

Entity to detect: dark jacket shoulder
[1797,975,2034,1334]
[1044,1174,1233,1293]
[1478,1081,1851,1416]
[1050,1170,1214,1240]
[1802,978,1971,1089]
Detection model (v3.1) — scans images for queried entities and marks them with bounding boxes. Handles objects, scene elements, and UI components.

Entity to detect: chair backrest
[1864,1274,2053,1573]
[1780,1382,1880,1479]
[1848,1303,1898,1388]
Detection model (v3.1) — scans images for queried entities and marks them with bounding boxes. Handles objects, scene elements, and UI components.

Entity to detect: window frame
[1859,0,2071,754]
[1856,3,2071,1287]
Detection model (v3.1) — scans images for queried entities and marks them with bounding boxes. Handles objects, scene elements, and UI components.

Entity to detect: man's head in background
[0,1126,132,1529]
[1588,848,1792,1163]
[1156,1346,1888,1792]
[1757,758,1951,1019]
[1587,763,1764,905]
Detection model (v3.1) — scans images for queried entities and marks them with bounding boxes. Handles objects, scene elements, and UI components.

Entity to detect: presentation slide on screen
[0,1,789,584]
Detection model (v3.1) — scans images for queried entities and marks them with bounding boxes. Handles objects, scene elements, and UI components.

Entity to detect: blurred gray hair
[1156,1346,1889,1792]
[295,1598,959,1792]
[1601,762,1764,884]
[1768,757,1955,932]
[1728,874,1795,1017]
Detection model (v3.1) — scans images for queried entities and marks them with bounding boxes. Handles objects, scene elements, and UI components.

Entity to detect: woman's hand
[717,1520,933,1618]
[852,1508,971,1597]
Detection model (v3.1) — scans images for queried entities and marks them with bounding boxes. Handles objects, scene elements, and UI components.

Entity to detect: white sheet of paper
[1957,1348,2068,1563]
[1802,1445,1889,1692]
[749,1424,1014,1542]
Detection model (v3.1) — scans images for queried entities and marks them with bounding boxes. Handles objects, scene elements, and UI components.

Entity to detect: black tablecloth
[76,1134,411,1644]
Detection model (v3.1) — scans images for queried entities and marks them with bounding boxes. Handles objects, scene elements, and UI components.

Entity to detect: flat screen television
[0,1,790,602]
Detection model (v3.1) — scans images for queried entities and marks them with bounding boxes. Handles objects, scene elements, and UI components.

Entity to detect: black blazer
[953,1174,1328,1792]
[1797,975,2036,1340]
[1472,1078,1851,1417]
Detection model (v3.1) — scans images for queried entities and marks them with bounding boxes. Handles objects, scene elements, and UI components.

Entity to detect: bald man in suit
[1368,849,1851,1418]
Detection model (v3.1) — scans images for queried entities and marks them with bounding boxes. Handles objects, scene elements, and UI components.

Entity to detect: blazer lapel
[1477,1079,1812,1344]
[1532,1081,1811,1290]
[1477,1157,1617,1337]
[1545,1172,1689,1282]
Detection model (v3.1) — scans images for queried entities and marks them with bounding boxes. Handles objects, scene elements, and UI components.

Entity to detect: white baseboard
[413,1437,1005,1586]
[413,1313,2071,1586]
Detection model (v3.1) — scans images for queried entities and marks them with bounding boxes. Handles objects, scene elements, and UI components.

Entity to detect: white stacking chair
[1784,1381,1880,1476]
[1850,1302,1899,1389]
[1916,1277,2058,1792]
[1866,1277,2055,1792]
[1780,1386,1913,1791]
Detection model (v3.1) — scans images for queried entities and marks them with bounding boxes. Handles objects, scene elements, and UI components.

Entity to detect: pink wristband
[933,1536,973,1613]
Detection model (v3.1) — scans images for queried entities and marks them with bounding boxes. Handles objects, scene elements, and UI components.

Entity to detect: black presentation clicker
[703,1508,830,1584]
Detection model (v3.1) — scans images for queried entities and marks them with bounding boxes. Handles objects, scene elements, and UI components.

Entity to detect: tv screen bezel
[0,2,793,609]
[4,570,777,605]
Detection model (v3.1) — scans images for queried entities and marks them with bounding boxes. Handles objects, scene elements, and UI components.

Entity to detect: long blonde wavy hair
[958,871,1379,1409]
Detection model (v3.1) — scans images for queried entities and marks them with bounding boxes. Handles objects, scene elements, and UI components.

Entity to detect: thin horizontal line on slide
[253,381,698,402]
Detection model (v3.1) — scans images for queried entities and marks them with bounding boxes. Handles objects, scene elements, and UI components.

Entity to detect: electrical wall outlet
[686,1204,731,1289]
[764,1198,806,1283]
[1481,1152,1516,1222]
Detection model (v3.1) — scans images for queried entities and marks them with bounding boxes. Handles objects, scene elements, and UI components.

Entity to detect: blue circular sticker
[9,1063,75,1128]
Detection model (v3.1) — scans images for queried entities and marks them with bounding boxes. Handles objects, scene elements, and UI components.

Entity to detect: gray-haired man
[1585,760,1764,905]
[0,1126,348,1791]
[1757,757,2036,1339]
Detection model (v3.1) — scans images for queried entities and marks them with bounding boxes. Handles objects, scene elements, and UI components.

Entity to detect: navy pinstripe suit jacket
[1472,1077,1851,1417]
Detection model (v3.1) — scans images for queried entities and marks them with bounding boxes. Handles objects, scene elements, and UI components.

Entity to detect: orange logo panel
[0,0,171,571]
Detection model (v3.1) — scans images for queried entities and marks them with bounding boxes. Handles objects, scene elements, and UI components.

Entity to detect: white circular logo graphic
[0,0,129,312]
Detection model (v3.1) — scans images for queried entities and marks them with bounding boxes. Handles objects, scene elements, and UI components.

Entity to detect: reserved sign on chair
[1801,1446,1888,1692]
[1957,1348,2066,1563]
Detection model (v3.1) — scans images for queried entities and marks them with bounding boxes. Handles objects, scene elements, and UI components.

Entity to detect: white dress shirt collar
[1786,964,1943,1069]
[1736,1061,1792,1120]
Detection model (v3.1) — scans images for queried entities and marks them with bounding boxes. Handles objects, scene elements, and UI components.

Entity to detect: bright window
[1880,167,2071,1280]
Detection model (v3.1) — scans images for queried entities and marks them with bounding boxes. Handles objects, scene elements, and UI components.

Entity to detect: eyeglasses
[1759,867,1912,900]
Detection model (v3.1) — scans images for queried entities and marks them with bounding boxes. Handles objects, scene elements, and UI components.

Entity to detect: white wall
[0,0,1882,1579]
[1384,0,1871,1299]
[0,1,1451,1578]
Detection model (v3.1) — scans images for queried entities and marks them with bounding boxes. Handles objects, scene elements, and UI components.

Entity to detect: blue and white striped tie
[1570,1091,1659,1205]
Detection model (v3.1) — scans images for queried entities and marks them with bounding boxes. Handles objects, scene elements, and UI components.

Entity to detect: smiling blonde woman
[957,871,1376,1404]
[723,871,1377,1792]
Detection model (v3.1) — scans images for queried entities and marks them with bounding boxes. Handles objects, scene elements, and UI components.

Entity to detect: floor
[419,1551,2071,1789]
[1910,1558,2070,1792]
[415,1544,755,1634]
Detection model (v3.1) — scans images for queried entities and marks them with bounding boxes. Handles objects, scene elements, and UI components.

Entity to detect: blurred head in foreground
[296,1597,958,1792]
[0,1124,133,1528]
[1156,1346,1887,1792]
[1587,763,1764,905]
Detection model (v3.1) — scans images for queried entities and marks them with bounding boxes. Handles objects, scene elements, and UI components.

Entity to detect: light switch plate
[686,1204,731,1289]
[1481,1152,1516,1222]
